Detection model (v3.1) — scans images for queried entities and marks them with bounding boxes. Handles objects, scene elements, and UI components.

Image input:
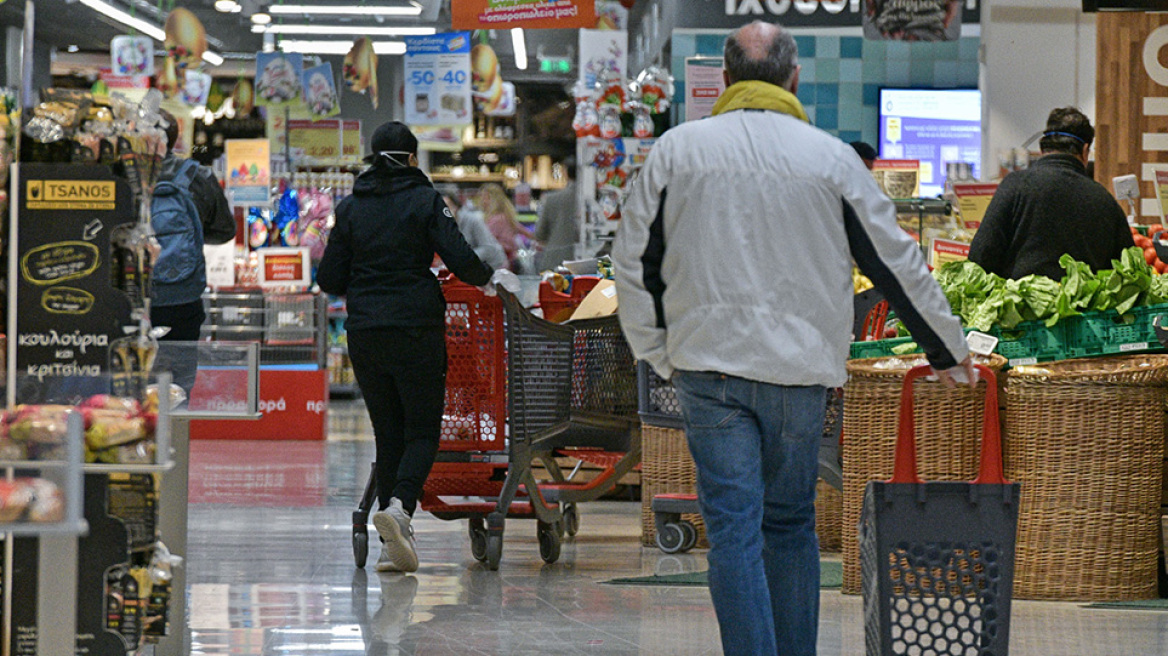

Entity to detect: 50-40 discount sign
[404,32,473,127]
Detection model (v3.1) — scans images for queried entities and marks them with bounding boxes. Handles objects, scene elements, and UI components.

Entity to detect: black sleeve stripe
[643,187,668,329]
[843,199,958,370]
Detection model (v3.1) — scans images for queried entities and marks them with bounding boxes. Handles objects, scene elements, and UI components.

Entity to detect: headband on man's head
[1044,131,1088,145]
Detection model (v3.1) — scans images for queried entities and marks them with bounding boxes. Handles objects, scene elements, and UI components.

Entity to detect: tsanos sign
[676,0,978,29]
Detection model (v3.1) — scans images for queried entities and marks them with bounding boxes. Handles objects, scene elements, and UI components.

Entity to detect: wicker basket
[639,423,844,552]
[840,353,1008,594]
[1005,355,1168,601]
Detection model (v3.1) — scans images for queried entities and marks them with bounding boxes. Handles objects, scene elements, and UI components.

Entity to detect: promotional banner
[685,57,725,122]
[452,0,596,30]
[225,139,271,205]
[863,0,963,42]
[405,32,473,126]
[302,63,341,119]
[255,52,305,108]
[579,29,627,88]
[111,35,153,77]
[953,182,999,230]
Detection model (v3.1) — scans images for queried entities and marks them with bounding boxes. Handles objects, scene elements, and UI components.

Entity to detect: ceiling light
[511,28,527,71]
[213,0,240,12]
[253,24,436,36]
[279,40,407,56]
[79,0,224,66]
[251,12,272,25]
[67,45,80,53]
[268,4,422,17]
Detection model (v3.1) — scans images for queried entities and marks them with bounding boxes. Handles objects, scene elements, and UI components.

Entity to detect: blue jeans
[673,371,825,656]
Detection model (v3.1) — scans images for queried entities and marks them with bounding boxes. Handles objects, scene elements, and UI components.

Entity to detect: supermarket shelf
[462,139,517,149]
[0,520,89,536]
[84,461,175,475]
[0,459,69,469]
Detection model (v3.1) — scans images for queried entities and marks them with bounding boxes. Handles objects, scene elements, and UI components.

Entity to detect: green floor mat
[1084,598,1168,611]
[603,560,843,588]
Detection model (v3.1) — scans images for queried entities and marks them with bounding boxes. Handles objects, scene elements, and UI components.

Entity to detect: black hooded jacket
[316,165,493,330]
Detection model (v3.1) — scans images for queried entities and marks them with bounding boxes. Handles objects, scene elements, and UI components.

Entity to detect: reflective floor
[183,401,1168,655]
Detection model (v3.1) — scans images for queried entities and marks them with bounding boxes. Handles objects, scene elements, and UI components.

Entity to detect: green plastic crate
[849,336,921,360]
[987,321,1071,366]
[1064,304,1168,356]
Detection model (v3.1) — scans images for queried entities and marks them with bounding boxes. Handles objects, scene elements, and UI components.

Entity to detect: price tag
[966,331,998,357]
[1119,342,1149,352]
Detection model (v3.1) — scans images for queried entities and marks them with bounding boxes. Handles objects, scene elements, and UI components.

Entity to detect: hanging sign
[1155,170,1168,223]
[111,35,154,77]
[872,160,921,199]
[302,63,341,119]
[255,52,305,108]
[929,237,971,269]
[258,247,312,287]
[685,57,725,122]
[863,0,964,42]
[225,139,271,205]
[181,69,212,107]
[404,32,473,126]
[675,0,978,30]
[452,0,597,30]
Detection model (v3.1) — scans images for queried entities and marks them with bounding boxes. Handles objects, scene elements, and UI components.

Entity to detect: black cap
[850,141,878,162]
[369,121,418,157]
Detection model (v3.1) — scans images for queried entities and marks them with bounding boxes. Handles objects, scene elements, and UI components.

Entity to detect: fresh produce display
[0,477,65,523]
[0,397,158,465]
[853,268,874,294]
[1130,224,1168,273]
[932,247,1168,332]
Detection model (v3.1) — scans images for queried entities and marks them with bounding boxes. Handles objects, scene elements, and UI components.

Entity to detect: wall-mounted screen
[879,88,982,197]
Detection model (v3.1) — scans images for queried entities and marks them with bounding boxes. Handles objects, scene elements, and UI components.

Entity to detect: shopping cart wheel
[656,523,686,554]
[468,518,489,562]
[537,521,562,564]
[485,535,503,571]
[562,503,579,537]
[678,521,698,553]
[352,526,369,568]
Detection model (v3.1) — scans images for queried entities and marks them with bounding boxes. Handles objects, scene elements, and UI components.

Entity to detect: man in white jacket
[613,21,973,656]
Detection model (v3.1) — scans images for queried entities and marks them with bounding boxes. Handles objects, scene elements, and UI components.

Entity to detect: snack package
[272,188,300,247]
[598,186,623,221]
[636,66,675,115]
[144,384,187,414]
[598,104,622,139]
[629,102,653,138]
[0,478,64,523]
[571,81,600,138]
[80,395,142,414]
[248,207,271,249]
[596,70,627,110]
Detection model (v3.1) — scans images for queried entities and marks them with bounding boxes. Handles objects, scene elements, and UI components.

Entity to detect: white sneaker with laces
[372,498,418,573]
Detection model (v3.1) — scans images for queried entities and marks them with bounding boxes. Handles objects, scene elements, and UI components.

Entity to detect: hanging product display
[181,70,212,108]
[232,77,255,116]
[111,35,154,77]
[470,43,505,114]
[343,37,379,109]
[163,7,208,70]
[302,63,341,119]
[256,52,305,108]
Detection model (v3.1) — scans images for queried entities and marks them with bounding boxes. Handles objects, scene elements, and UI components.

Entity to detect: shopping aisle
[181,401,1168,655]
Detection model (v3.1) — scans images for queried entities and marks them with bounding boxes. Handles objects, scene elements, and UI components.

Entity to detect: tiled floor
[182,401,1168,655]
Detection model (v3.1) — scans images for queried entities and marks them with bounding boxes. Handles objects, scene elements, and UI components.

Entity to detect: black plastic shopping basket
[860,365,1020,656]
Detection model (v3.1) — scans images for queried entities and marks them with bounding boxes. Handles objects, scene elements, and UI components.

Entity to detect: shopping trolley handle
[891,364,1007,486]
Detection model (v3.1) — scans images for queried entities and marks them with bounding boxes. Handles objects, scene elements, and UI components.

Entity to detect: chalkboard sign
[8,164,136,404]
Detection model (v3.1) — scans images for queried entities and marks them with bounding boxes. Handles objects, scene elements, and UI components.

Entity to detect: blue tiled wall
[672,33,980,146]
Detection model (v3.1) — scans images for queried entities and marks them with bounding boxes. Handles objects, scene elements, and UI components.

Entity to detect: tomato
[1145,247,1158,265]
[1150,224,1165,238]
[1156,261,1167,274]
[1136,236,1151,249]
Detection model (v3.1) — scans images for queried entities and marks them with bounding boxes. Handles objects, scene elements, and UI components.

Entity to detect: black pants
[348,325,447,515]
[152,300,206,396]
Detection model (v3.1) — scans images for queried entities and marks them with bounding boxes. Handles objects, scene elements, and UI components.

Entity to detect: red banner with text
[452,0,596,30]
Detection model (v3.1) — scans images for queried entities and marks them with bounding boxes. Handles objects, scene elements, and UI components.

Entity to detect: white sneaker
[372,499,418,573]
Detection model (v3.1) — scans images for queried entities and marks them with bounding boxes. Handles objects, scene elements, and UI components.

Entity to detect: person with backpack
[151,111,237,389]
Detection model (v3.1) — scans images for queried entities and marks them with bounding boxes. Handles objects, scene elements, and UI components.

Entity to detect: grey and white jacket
[612,109,968,388]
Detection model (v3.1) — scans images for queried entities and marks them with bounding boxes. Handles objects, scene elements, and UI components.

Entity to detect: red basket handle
[891,365,1006,485]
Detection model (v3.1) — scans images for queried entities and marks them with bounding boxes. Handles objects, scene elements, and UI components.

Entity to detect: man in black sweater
[968,107,1134,280]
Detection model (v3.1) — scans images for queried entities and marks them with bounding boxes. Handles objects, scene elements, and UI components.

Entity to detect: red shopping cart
[352,279,641,570]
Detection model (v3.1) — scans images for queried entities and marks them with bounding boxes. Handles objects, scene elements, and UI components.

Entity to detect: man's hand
[933,356,978,388]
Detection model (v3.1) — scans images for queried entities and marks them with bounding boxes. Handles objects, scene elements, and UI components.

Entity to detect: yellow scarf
[710,80,808,123]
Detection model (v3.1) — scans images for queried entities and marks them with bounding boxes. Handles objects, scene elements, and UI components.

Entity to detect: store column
[1094,11,1168,220]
